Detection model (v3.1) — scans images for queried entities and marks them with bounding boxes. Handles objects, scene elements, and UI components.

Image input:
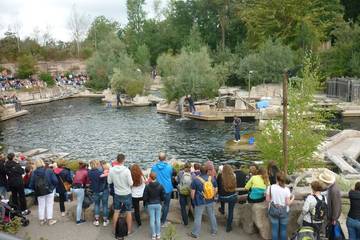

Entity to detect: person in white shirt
[266,171,295,240]
[130,164,146,227]
[108,154,133,234]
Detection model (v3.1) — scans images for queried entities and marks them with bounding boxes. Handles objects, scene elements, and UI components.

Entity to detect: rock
[26,196,36,209]
[287,201,303,236]
[236,203,256,234]
[252,202,271,240]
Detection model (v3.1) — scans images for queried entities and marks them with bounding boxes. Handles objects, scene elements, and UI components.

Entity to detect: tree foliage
[16,54,37,79]
[236,40,295,86]
[85,16,120,50]
[158,47,220,102]
[39,72,55,86]
[256,53,328,173]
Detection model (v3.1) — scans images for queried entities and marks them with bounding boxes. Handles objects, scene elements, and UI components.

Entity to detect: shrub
[39,72,55,86]
[17,55,37,79]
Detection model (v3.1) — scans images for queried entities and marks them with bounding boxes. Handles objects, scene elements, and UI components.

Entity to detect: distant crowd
[0,76,45,92]
[0,152,359,240]
[54,73,88,87]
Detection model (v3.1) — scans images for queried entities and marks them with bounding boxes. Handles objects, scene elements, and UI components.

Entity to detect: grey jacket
[327,183,342,222]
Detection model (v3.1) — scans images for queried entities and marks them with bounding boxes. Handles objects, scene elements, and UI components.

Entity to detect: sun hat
[318,169,336,185]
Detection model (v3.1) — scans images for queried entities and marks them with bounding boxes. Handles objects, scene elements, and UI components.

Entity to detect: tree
[236,40,295,86]
[134,44,150,72]
[11,20,22,53]
[86,35,127,90]
[341,0,360,22]
[256,53,329,173]
[110,55,148,97]
[17,55,37,79]
[39,72,55,86]
[158,47,220,101]
[239,0,344,50]
[68,4,89,57]
[85,16,119,50]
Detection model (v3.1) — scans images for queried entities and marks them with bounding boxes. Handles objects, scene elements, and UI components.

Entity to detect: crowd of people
[54,73,88,87]
[0,77,45,92]
[0,152,359,240]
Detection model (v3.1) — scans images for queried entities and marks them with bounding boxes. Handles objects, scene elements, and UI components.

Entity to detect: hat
[318,169,336,185]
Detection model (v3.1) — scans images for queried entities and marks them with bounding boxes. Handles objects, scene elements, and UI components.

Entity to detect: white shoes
[61,212,66,217]
[93,220,100,226]
[103,220,110,227]
[48,219,57,226]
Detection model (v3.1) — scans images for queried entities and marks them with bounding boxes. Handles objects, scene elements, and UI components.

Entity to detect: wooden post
[283,70,289,175]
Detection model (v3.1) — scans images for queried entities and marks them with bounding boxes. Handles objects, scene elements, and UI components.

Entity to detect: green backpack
[291,226,315,240]
[179,172,192,196]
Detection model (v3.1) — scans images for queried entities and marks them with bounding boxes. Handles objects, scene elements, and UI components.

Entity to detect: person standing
[151,152,173,226]
[177,163,193,226]
[267,161,280,185]
[217,165,237,232]
[318,169,342,236]
[53,160,72,217]
[108,154,133,234]
[300,181,327,240]
[131,164,146,227]
[5,153,30,214]
[89,160,109,227]
[0,154,7,199]
[233,116,241,142]
[266,172,294,240]
[347,182,360,240]
[186,95,196,113]
[188,165,218,238]
[143,172,165,240]
[72,161,89,225]
[29,159,58,225]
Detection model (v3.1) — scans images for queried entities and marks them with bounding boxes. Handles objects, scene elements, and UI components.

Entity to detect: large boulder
[236,203,256,234]
[252,202,271,240]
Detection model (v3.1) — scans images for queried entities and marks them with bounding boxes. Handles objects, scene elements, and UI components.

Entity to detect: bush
[17,55,37,79]
[39,72,55,86]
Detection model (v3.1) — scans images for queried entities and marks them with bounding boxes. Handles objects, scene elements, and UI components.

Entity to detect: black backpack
[115,216,128,239]
[34,172,52,197]
[311,195,327,222]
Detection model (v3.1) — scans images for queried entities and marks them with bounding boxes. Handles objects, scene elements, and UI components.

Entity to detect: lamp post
[283,70,289,176]
[248,70,254,99]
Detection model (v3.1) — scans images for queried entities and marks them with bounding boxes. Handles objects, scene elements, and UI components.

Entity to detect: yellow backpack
[197,176,215,200]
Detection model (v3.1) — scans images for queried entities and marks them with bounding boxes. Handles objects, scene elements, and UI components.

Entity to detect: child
[100,162,110,178]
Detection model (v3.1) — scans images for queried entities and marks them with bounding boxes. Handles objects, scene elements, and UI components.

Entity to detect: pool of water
[0,98,258,168]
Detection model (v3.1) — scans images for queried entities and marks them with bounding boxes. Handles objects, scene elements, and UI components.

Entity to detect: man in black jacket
[5,153,29,214]
[0,153,7,199]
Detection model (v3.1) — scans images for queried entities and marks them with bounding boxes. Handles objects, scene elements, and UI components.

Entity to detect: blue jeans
[179,194,190,225]
[148,204,161,237]
[72,188,84,221]
[93,189,109,219]
[219,194,237,230]
[235,129,240,141]
[347,217,360,240]
[192,202,217,237]
[269,214,289,240]
[161,192,171,224]
[0,186,7,199]
[113,194,132,212]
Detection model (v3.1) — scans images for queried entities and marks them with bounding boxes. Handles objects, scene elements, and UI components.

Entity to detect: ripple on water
[0,98,260,167]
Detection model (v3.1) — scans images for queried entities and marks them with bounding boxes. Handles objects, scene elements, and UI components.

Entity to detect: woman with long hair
[72,161,89,225]
[245,167,269,203]
[53,160,72,217]
[267,161,279,185]
[266,172,294,240]
[217,165,237,232]
[131,164,146,227]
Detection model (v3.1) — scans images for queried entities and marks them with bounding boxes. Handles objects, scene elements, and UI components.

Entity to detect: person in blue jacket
[53,160,73,217]
[88,160,109,227]
[29,159,58,226]
[151,152,173,226]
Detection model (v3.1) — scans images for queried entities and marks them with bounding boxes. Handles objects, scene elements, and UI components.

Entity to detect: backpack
[115,216,128,239]
[179,172,192,196]
[197,176,215,200]
[34,172,52,197]
[291,226,315,240]
[311,195,327,222]
[82,189,94,209]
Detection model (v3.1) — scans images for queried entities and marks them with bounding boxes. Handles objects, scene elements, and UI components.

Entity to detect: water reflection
[0,98,258,168]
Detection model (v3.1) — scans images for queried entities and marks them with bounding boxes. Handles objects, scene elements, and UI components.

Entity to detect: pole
[248,72,251,99]
[283,70,289,176]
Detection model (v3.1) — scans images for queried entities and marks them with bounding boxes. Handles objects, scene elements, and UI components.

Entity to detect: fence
[326,77,360,102]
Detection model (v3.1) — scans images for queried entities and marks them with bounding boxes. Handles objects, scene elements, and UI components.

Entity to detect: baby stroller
[0,199,30,227]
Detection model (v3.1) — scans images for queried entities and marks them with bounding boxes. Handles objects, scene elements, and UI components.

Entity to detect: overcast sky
[0,0,168,42]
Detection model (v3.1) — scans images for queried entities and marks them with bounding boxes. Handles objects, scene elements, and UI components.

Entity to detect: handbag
[326,222,345,240]
[59,175,71,192]
[268,185,288,218]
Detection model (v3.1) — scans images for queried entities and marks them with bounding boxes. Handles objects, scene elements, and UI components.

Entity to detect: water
[0,98,258,168]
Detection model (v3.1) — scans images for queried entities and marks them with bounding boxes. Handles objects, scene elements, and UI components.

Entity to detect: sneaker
[156,235,161,240]
[48,219,57,226]
[151,236,156,240]
[187,233,198,239]
[211,232,217,237]
[218,207,225,215]
[93,220,100,226]
[22,209,31,215]
[161,221,170,228]
[103,220,110,227]
[76,219,86,225]
[61,212,66,217]
[40,220,47,225]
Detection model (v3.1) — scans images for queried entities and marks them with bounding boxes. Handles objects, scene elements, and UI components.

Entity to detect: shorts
[113,194,132,212]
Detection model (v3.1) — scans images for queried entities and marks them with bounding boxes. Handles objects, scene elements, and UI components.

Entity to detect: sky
[0,0,167,42]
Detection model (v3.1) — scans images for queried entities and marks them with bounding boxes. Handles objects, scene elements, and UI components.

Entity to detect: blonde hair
[34,159,45,169]
[102,162,110,170]
[90,160,100,169]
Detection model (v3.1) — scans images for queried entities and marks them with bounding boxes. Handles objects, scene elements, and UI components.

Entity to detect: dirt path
[16,202,259,240]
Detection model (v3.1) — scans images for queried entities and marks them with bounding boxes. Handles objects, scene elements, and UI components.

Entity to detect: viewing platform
[0,104,28,121]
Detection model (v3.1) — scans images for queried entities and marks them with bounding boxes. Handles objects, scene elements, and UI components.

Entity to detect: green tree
[158,47,220,101]
[341,0,360,22]
[134,44,150,72]
[110,55,148,97]
[16,54,37,79]
[236,40,295,86]
[86,35,127,90]
[85,16,119,50]
[39,72,55,86]
[256,53,328,173]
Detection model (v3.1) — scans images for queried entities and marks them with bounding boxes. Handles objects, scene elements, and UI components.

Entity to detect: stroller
[0,199,30,227]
